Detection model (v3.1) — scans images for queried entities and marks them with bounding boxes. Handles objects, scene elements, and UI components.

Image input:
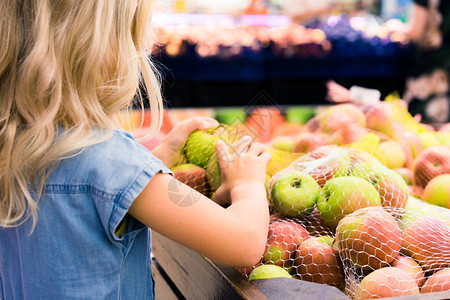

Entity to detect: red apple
[294,236,345,289]
[263,221,310,270]
[412,145,450,189]
[421,268,450,293]
[294,145,351,187]
[354,267,419,299]
[391,255,426,288]
[401,217,450,272]
[292,131,327,154]
[336,207,402,270]
[172,163,212,197]
[318,104,366,133]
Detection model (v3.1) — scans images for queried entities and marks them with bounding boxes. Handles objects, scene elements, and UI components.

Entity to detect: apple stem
[293,178,301,188]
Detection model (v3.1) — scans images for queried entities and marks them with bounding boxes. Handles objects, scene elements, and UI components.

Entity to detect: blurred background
[148,0,416,108]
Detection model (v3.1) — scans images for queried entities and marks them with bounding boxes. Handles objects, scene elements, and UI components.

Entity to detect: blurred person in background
[328,0,450,124]
[399,0,450,123]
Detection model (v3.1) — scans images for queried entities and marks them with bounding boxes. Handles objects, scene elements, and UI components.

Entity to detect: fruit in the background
[292,132,328,154]
[393,167,413,185]
[403,131,424,159]
[439,123,450,133]
[335,207,402,270]
[350,163,409,216]
[437,131,450,146]
[293,236,345,289]
[133,129,165,151]
[421,268,450,293]
[412,145,450,189]
[418,131,441,149]
[362,102,395,138]
[295,145,352,186]
[184,128,222,169]
[316,176,382,229]
[262,221,310,270]
[213,108,246,125]
[248,264,292,281]
[272,122,303,138]
[318,104,366,133]
[399,196,450,230]
[353,267,419,300]
[347,147,381,169]
[172,163,211,197]
[327,125,368,146]
[401,217,450,272]
[422,174,450,209]
[265,148,301,178]
[271,172,320,218]
[391,255,426,288]
[270,136,296,152]
[285,106,316,125]
[374,140,406,169]
[246,107,285,143]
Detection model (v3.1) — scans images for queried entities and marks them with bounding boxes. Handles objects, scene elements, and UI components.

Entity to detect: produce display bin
[152,232,450,300]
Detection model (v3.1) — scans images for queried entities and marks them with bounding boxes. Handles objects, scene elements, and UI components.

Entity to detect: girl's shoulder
[46,130,171,194]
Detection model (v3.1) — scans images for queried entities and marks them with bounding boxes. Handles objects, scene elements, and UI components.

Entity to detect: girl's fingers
[247,142,265,156]
[259,152,272,164]
[215,139,231,168]
[235,136,252,155]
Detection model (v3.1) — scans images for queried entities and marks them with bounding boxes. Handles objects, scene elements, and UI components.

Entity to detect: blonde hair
[0,0,163,229]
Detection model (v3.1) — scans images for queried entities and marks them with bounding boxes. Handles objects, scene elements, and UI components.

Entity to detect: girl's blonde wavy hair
[0,0,163,229]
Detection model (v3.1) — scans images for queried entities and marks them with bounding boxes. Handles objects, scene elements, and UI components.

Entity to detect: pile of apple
[232,101,450,298]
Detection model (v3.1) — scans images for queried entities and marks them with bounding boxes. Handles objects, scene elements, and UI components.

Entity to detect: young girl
[0,1,271,299]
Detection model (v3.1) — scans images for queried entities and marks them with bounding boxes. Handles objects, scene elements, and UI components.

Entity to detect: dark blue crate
[194,46,265,82]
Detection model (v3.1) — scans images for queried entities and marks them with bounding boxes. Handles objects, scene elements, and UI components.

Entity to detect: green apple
[418,131,441,149]
[399,196,450,231]
[316,176,381,229]
[205,154,221,192]
[214,108,247,125]
[271,171,320,218]
[248,264,292,281]
[184,127,224,169]
[270,136,295,152]
[350,162,409,216]
[374,140,407,169]
[285,106,316,125]
[422,174,450,209]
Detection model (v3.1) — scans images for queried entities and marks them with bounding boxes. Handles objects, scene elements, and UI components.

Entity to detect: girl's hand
[212,136,271,206]
[152,117,219,167]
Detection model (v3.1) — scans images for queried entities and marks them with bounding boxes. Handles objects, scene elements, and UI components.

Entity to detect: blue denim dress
[0,130,172,299]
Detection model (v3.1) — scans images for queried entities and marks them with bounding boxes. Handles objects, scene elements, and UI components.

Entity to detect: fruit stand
[151,231,450,300]
[119,101,450,300]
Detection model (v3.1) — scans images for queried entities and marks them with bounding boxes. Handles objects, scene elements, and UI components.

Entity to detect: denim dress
[0,130,172,299]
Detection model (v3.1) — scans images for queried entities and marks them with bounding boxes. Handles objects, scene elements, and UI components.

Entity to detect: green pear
[316,176,381,229]
[350,162,409,216]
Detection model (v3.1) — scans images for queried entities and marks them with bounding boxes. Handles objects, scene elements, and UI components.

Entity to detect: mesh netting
[169,118,450,298]
[246,145,449,298]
